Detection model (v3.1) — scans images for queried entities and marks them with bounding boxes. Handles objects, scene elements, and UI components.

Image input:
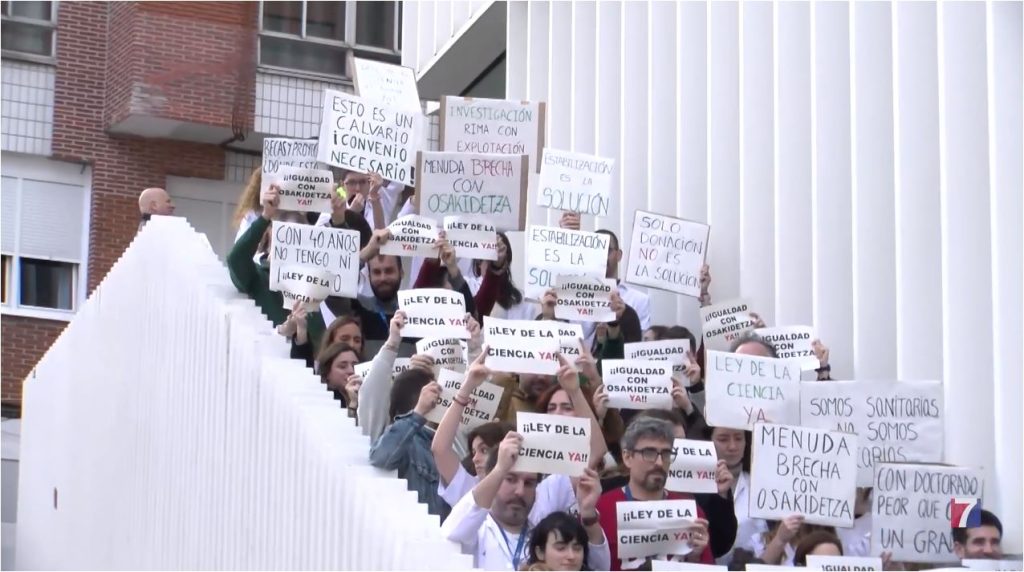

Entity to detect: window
[1,157,89,320]
[258,1,401,78]
[1,1,56,62]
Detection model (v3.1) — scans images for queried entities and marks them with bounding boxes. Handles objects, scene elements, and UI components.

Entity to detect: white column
[619,2,649,251]
[505,2,528,99]
[594,1,623,234]
[525,1,550,228]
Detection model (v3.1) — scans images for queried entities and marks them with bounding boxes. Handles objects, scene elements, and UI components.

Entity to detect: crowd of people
[139,165,1010,571]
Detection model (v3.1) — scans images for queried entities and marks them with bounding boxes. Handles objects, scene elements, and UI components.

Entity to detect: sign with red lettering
[415,151,528,232]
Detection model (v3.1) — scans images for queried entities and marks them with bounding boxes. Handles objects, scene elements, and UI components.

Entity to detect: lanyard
[497,523,528,571]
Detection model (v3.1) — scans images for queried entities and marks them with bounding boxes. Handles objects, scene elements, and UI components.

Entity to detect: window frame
[256,0,401,80]
[1,155,90,323]
[1,0,58,65]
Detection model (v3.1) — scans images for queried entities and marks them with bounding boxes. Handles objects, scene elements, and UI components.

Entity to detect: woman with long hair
[473,232,539,320]
[232,167,263,243]
[316,342,361,416]
[792,531,843,566]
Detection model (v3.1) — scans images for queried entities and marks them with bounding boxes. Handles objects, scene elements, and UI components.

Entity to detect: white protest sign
[279,266,332,311]
[962,560,1024,571]
[351,57,421,112]
[667,439,719,494]
[625,211,710,297]
[755,326,819,370]
[269,222,361,298]
[354,357,412,380]
[397,288,468,339]
[555,275,615,322]
[261,137,320,194]
[800,380,944,486]
[536,148,615,216]
[700,298,758,352]
[483,317,560,375]
[746,566,792,571]
[652,561,726,571]
[534,321,586,363]
[423,368,503,430]
[444,216,498,260]
[317,89,422,186]
[616,499,699,560]
[704,350,800,430]
[624,340,693,382]
[415,338,468,373]
[514,412,590,476]
[379,214,439,257]
[749,423,857,527]
[274,165,335,213]
[525,225,610,300]
[805,555,883,571]
[440,96,545,172]
[871,463,984,563]
[417,151,529,232]
[601,360,674,410]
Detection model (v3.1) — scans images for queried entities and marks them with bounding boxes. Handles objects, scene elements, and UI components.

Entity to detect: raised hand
[261,184,281,219]
[413,381,442,416]
[556,352,580,392]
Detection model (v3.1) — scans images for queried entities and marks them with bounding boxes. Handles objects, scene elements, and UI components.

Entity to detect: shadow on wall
[2,418,20,570]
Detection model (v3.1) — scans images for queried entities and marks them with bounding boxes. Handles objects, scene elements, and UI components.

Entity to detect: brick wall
[1,2,258,411]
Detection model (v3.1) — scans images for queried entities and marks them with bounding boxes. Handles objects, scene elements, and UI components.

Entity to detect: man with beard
[596,416,714,569]
[442,432,611,570]
[347,229,405,345]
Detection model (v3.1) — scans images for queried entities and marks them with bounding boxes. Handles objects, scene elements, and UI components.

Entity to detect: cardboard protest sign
[700,298,757,352]
[800,380,943,486]
[871,463,984,563]
[624,340,693,383]
[525,225,610,300]
[279,266,332,311]
[805,555,882,570]
[269,222,361,298]
[601,360,674,410]
[440,96,546,173]
[261,137,320,194]
[755,326,819,370]
[317,89,422,186]
[483,317,560,375]
[351,56,421,112]
[667,439,719,494]
[423,368,503,430]
[704,350,800,430]
[274,165,335,213]
[416,151,529,232]
[749,423,857,527]
[616,499,699,560]
[379,214,439,257]
[625,211,709,297]
[536,148,615,216]
[514,412,590,476]
[415,338,468,373]
[651,561,726,571]
[397,289,468,339]
[443,216,498,260]
[961,560,1024,571]
[555,275,615,322]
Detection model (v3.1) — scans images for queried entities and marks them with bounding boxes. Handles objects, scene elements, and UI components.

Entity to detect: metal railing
[16,216,473,570]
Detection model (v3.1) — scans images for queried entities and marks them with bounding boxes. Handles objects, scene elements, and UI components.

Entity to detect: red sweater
[596,487,714,570]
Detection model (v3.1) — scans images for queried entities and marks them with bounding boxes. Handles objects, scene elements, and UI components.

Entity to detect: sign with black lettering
[278,266,332,311]
[750,423,857,527]
[440,96,545,173]
[700,298,758,352]
[423,368,504,430]
[482,317,560,375]
[800,380,943,486]
[625,210,709,298]
[667,439,719,494]
[416,151,528,232]
[704,350,800,430]
[379,214,440,257]
[536,148,615,216]
[616,499,699,560]
[514,412,590,476]
[317,89,422,186]
[524,225,610,300]
[443,216,498,260]
[415,337,468,373]
[755,326,819,370]
[397,288,468,339]
[624,340,692,383]
[269,222,361,298]
[261,137,319,194]
[871,463,984,563]
[351,56,421,112]
[555,275,615,322]
[601,360,673,410]
[274,165,335,213]
[805,555,882,571]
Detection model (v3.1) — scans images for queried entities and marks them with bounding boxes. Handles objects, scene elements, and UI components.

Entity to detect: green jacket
[227,216,326,351]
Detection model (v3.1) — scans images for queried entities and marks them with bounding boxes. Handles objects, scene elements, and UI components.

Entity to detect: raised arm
[431,348,490,485]
[358,311,405,442]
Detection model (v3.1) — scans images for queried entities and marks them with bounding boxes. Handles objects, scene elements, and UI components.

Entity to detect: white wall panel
[525,1,550,228]
[595,2,624,236]
[851,2,897,379]
[619,1,649,270]
[547,0,572,229]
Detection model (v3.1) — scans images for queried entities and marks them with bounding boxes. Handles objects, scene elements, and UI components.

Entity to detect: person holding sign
[440,433,611,571]
[317,341,362,417]
[473,232,541,321]
[595,417,714,568]
[411,234,478,319]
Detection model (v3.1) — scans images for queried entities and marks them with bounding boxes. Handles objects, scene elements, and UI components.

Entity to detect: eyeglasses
[343,178,372,187]
[630,448,677,463]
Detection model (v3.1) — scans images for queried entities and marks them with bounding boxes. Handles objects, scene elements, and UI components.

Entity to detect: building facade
[0,1,402,411]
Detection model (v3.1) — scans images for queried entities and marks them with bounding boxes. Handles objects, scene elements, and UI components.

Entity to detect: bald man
[138,187,175,231]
